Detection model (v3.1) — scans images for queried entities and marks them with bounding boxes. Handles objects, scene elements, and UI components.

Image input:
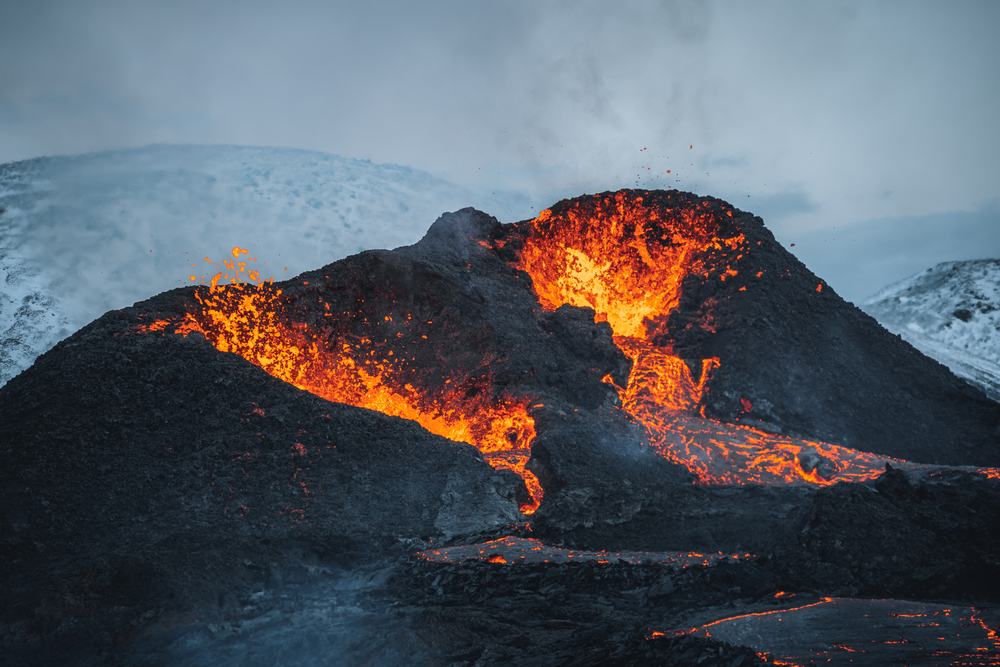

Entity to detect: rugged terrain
[2,190,999,665]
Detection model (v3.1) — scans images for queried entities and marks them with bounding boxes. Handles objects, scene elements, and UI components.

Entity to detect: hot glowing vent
[145,194,997,504]
[513,191,963,486]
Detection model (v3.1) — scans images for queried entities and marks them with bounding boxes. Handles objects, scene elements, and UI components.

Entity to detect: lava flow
[149,194,995,505]
[158,248,543,513]
[514,191,998,486]
[664,598,1000,666]
[418,536,752,568]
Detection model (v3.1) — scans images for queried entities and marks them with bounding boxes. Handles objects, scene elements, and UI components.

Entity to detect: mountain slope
[0,144,533,386]
[862,259,1000,402]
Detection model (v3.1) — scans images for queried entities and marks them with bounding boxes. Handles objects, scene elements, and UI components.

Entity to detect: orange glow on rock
[513,191,989,486]
[134,319,171,334]
[184,281,540,511]
[166,250,542,513]
[418,536,751,567]
[144,194,1000,508]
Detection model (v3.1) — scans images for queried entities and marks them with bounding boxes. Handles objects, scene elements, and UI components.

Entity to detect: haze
[2,0,998,302]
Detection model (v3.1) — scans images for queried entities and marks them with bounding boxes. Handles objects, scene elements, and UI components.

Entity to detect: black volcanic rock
[0,291,524,661]
[524,406,816,554]
[660,203,999,466]
[770,466,1000,601]
[3,191,1000,664]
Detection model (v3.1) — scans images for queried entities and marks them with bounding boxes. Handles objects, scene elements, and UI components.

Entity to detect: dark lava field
[2,189,999,666]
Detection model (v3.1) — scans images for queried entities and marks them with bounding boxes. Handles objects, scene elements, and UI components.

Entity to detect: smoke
[1,1,999,313]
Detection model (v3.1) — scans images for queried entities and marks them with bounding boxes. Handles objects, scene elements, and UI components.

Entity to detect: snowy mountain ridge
[0,144,536,387]
[862,259,1000,402]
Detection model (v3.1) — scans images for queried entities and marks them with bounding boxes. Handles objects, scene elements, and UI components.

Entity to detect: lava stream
[418,536,752,567]
[515,191,1000,486]
[149,249,544,513]
[661,598,1000,666]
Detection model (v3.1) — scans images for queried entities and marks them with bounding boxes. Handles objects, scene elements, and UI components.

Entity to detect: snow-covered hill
[862,259,1000,402]
[0,144,535,387]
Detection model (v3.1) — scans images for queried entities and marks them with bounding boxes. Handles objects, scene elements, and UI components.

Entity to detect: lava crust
[2,189,999,665]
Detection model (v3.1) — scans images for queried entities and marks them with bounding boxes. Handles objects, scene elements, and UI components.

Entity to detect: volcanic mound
[2,189,999,665]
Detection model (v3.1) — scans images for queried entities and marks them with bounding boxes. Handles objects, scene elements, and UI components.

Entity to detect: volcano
[2,189,1000,666]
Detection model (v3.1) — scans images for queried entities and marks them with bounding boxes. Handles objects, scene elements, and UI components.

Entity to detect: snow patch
[0,144,536,388]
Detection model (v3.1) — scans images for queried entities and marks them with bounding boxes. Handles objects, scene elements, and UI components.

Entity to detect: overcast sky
[2,0,998,301]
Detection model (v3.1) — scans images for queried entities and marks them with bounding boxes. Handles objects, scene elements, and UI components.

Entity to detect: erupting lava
[162,248,543,513]
[514,192,990,486]
[149,195,995,512]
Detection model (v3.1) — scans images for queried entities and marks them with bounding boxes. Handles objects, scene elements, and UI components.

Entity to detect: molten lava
[163,249,543,513]
[147,195,996,514]
[514,191,984,486]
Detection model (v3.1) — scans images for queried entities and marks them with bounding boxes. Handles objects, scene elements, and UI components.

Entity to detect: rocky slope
[2,192,999,665]
[0,144,532,387]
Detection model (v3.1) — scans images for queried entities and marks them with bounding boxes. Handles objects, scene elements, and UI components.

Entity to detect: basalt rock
[2,191,1000,664]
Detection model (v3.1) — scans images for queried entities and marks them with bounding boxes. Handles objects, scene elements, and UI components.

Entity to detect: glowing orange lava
[147,198,998,505]
[514,191,1000,485]
[165,250,543,513]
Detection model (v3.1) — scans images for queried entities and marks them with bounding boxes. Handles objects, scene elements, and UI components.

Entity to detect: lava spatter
[154,247,545,512]
[513,191,1000,485]
[184,280,542,512]
[148,192,998,501]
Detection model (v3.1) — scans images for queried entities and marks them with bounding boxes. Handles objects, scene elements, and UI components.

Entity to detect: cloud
[788,202,1000,304]
[1,0,998,280]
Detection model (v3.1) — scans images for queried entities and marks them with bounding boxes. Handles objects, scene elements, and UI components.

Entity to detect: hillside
[0,144,532,386]
[863,259,1000,402]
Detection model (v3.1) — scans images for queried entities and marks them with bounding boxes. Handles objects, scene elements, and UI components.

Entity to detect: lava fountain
[513,191,999,485]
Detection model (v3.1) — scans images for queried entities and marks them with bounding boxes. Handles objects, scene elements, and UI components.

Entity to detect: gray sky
[2,0,998,302]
